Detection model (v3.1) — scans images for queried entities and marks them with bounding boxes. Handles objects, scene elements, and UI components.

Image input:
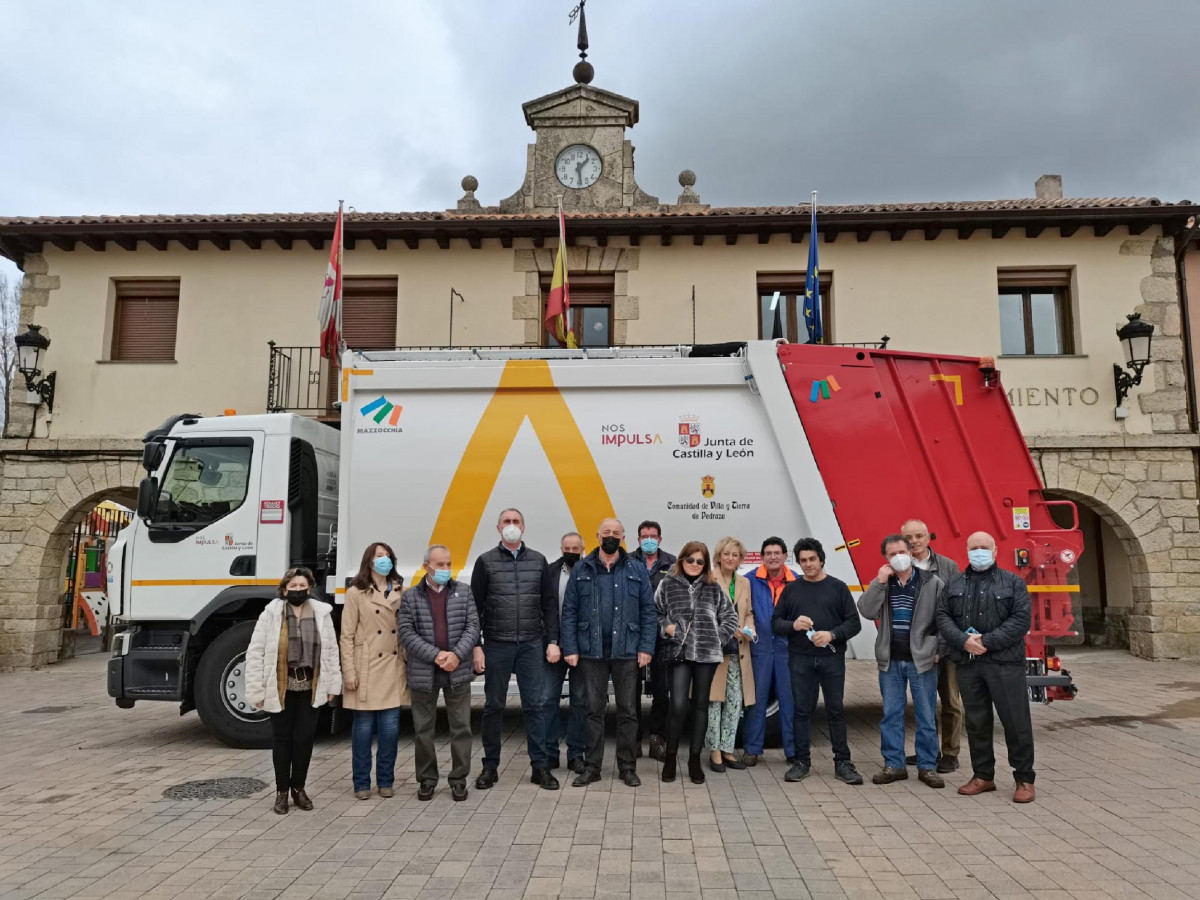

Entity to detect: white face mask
[501,524,523,544]
[968,548,995,571]
[889,553,913,573]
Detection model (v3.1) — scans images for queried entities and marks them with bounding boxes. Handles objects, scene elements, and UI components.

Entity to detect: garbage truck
[106,340,1081,747]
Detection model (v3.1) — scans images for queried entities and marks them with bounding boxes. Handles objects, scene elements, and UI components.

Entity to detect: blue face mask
[373,556,394,577]
[430,568,452,586]
[967,549,994,571]
[640,538,659,554]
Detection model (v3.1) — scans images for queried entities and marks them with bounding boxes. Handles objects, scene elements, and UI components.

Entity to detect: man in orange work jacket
[742,536,799,766]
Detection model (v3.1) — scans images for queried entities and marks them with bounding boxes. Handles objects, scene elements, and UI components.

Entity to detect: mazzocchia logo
[358,395,404,432]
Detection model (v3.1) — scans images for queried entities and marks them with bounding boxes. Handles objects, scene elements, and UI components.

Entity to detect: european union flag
[803,201,822,343]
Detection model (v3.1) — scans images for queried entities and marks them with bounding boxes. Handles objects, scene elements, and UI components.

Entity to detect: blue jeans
[879,660,938,771]
[542,659,587,763]
[351,707,400,791]
[481,639,548,769]
[743,641,795,756]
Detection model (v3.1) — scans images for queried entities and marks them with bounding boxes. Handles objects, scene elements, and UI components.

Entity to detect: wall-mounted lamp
[1113,312,1154,414]
[14,324,56,413]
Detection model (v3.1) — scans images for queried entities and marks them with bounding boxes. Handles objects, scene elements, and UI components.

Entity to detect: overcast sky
[2,0,1199,284]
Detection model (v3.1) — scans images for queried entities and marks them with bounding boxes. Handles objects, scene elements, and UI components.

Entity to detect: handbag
[659,620,691,664]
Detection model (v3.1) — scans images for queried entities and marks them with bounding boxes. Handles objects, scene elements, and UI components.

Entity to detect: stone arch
[1,455,141,669]
[1034,447,1200,660]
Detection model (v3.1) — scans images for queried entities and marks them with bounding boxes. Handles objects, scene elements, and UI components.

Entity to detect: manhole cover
[22,706,78,714]
[163,778,268,800]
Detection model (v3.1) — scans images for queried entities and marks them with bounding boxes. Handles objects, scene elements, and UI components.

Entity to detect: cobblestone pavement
[1,648,1199,900]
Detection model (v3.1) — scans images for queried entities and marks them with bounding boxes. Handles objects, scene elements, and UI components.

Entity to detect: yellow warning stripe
[341,367,374,403]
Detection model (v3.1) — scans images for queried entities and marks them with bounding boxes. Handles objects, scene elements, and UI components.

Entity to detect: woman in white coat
[246,567,342,815]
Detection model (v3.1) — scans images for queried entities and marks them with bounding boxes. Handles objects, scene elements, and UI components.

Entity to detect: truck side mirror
[136,476,159,522]
[142,441,166,473]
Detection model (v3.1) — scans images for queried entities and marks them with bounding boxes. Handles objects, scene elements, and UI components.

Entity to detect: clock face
[555,144,603,189]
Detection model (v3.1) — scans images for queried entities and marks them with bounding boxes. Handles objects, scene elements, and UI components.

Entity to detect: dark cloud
[2,0,1197,287]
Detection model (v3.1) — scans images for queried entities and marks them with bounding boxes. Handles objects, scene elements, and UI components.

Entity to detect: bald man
[561,518,657,787]
[936,531,1036,803]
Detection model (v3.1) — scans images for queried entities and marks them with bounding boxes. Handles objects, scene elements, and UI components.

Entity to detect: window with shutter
[112,279,180,361]
[996,268,1075,355]
[341,277,398,350]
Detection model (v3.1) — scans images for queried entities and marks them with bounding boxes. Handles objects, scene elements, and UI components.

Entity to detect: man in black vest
[471,507,560,791]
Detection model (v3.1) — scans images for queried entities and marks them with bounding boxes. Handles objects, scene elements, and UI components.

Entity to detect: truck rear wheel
[195,621,272,748]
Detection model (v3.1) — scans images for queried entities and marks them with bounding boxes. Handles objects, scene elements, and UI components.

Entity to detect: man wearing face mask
[857,534,947,788]
[470,508,560,791]
[541,532,590,775]
[629,520,676,761]
[901,518,963,774]
[561,518,657,787]
[937,531,1036,804]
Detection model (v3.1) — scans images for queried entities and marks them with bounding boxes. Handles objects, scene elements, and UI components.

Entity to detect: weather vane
[568,0,593,84]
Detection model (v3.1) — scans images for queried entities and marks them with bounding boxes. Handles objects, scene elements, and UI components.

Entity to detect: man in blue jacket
[742,536,798,766]
[562,518,657,788]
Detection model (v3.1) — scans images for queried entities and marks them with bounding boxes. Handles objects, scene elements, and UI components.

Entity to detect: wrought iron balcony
[267,343,332,416]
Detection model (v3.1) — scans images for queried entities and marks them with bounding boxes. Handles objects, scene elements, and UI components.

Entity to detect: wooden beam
[596,231,608,247]
[238,233,262,250]
[370,232,387,251]
[178,235,199,250]
[956,226,976,240]
[757,231,771,245]
[304,234,323,251]
[467,232,482,249]
[1059,224,1080,238]
[533,235,545,248]
[923,225,942,241]
[115,235,137,251]
[823,229,838,244]
[1093,223,1115,238]
[889,226,907,242]
[991,225,1011,239]
[403,235,419,250]
[271,234,292,251]
[791,231,805,244]
[1024,225,1045,239]
[343,236,357,250]
[629,232,640,247]
[81,237,106,252]
[145,235,169,251]
[725,230,738,246]
[660,228,672,247]
[500,231,513,249]
[435,233,450,250]
[49,237,76,252]
[856,228,872,243]
[1127,222,1149,236]
[693,232,705,247]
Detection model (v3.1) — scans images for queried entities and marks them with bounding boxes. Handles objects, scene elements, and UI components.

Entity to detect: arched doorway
[1044,489,1134,651]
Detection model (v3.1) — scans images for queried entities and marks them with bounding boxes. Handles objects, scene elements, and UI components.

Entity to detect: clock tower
[497,5,658,214]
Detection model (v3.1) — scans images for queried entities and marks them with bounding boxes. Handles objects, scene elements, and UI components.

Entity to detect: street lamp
[13,324,56,413]
[1113,312,1154,411]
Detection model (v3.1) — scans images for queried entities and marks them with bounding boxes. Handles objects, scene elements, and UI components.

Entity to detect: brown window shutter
[997,268,1072,288]
[341,277,398,350]
[113,279,180,361]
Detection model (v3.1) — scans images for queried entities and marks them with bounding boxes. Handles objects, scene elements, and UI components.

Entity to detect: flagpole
[558,195,572,339]
[336,199,345,360]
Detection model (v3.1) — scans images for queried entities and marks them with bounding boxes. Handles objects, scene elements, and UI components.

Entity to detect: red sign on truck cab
[260,500,284,524]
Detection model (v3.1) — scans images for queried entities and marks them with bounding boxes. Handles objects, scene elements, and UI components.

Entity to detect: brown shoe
[378,786,394,798]
[354,789,371,800]
[742,754,761,767]
[291,788,313,811]
[917,770,945,789]
[1013,782,1036,803]
[957,777,996,796]
[273,790,289,815]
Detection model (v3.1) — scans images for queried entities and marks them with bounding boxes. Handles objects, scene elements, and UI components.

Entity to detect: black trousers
[271,690,320,792]
[956,661,1036,783]
[579,657,641,771]
[789,652,850,765]
[666,660,718,758]
[637,649,670,740]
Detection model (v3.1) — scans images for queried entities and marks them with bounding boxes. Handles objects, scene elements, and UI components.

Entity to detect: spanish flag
[544,201,577,347]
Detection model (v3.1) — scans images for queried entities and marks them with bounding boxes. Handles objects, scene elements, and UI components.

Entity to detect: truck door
[128,433,264,621]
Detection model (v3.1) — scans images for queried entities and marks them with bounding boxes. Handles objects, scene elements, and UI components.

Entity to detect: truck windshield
[156,441,252,527]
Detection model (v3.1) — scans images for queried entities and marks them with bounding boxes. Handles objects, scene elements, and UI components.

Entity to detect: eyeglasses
[682,556,706,566]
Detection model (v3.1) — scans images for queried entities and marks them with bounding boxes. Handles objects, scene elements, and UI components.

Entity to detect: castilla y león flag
[318,202,344,359]
[544,203,578,348]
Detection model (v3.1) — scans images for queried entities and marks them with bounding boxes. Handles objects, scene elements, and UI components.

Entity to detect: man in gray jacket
[398,544,480,803]
[857,534,947,789]
[901,518,963,773]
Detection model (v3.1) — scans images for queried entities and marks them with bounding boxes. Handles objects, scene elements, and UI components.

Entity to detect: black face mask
[600,536,621,555]
[285,589,308,606]
[562,552,581,567]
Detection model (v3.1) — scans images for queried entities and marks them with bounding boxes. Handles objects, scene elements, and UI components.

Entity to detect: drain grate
[163,777,268,800]
[22,706,78,714]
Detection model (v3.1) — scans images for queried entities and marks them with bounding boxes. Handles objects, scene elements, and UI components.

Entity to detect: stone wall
[4,252,58,439]
[1033,442,1200,659]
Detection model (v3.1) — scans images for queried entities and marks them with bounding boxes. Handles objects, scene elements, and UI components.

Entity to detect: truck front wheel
[195,621,272,748]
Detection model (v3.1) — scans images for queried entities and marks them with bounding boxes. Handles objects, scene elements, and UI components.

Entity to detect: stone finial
[1035,174,1063,201]
[457,175,482,211]
[572,0,594,84]
[676,169,701,206]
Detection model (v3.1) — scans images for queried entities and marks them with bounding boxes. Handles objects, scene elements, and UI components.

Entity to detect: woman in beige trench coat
[706,536,757,772]
[341,541,409,799]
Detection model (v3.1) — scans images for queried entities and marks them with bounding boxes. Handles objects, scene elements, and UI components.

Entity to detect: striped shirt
[888,569,921,662]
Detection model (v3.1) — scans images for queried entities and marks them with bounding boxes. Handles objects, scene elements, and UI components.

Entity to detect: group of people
[244,509,1038,814]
